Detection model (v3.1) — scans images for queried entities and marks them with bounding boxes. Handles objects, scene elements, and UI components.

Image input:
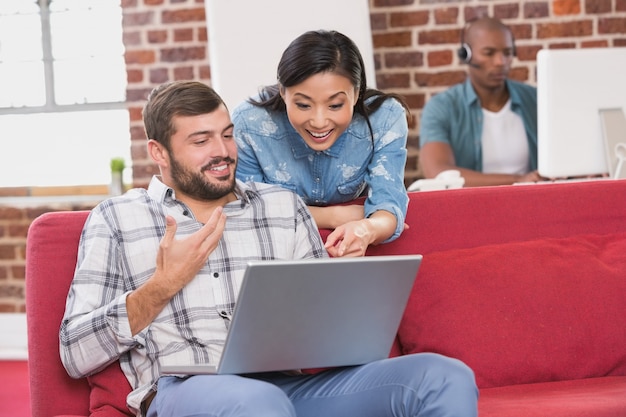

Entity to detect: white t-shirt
[481,99,530,175]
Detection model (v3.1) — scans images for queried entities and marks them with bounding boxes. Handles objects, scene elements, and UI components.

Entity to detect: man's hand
[515,170,546,183]
[155,208,226,294]
[127,207,227,335]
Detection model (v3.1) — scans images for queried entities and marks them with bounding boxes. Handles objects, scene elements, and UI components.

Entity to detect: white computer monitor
[537,47,626,178]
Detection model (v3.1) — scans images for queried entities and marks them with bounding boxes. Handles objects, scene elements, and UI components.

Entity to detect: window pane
[54,56,127,104]
[0,62,46,107]
[0,6,42,61]
[50,0,125,58]
[0,1,45,108]
[50,0,125,104]
[0,110,131,187]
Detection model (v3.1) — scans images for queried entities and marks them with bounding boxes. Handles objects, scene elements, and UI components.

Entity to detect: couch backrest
[26,210,140,417]
[26,210,92,417]
[363,179,626,256]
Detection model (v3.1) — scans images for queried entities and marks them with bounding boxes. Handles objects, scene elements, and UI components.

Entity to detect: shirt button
[213,272,219,278]
[315,177,320,183]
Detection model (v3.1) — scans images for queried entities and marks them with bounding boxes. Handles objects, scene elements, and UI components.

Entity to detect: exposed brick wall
[122,0,626,189]
[0,0,625,312]
[0,207,26,312]
[123,0,211,189]
[0,203,96,312]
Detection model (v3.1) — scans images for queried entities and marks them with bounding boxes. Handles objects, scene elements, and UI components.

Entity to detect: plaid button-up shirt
[60,176,327,415]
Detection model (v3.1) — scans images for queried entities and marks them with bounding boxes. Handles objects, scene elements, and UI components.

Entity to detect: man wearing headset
[419,16,545,186]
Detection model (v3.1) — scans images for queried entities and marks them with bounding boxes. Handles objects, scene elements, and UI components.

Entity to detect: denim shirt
[232,96,409,242]
[419,79,538,172]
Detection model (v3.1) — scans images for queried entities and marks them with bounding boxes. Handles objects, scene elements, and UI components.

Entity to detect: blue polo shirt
[419,79,538,172]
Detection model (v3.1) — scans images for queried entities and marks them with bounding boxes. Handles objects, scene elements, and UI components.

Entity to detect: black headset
[457,18,517,65]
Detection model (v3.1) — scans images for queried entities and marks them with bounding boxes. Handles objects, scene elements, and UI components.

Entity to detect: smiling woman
[232,30,411,257]
[0,0,129,189]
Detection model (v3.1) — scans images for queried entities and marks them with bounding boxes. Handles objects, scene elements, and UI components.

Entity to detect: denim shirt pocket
[337,176,368,200]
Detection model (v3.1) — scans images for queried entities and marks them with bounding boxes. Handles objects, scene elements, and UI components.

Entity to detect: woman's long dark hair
[250,30,411,142]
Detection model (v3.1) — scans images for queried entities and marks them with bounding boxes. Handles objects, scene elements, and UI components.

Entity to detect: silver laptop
[161,254,422,375]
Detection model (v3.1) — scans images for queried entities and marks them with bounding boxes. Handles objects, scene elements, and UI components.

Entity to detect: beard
[169,154,237,201]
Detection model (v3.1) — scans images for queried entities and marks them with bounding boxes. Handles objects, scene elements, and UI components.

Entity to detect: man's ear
[147,139,168,167]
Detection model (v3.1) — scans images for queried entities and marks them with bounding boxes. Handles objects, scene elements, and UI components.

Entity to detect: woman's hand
[324,219,373,257]
[324,210,400,257]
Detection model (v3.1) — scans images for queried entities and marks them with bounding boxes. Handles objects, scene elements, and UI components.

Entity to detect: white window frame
[0,0,129,192]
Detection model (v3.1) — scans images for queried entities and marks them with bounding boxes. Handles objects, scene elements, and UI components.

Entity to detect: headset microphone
[457,42,472,65]
[457,42,480,69]
[457,18,517,69]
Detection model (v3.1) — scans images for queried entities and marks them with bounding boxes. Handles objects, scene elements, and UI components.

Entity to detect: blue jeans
[147,353,478,417]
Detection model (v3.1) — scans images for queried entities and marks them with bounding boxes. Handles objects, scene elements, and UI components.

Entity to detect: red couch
[26,179,626,417]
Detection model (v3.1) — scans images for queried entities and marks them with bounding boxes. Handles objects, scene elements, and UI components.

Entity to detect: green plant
[110,157,125,173]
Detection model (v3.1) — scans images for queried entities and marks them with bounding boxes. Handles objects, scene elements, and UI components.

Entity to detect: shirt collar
[504,79,523,108]
[464,78,522,108]
[147,175,172,203]
[147,175,253,207]
[463,78,479,106]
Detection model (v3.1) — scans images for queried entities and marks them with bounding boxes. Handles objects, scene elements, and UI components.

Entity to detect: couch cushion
[479,376,626,417]
[398,232,626,388]
[88,361,133,417]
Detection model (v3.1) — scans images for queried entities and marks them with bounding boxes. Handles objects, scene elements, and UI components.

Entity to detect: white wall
[205,0,375,111]
[0,313,28,360]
